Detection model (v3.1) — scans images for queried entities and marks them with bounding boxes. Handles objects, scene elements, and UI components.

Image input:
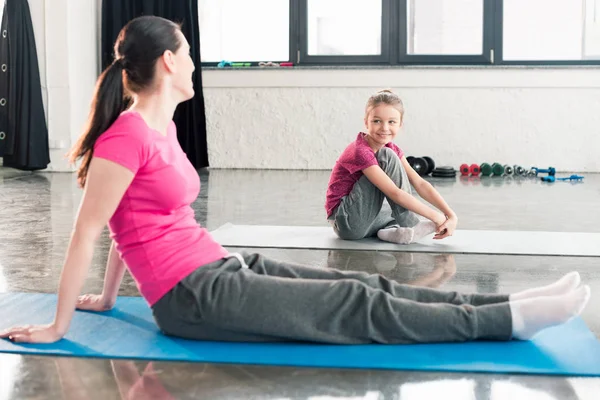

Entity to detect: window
[503,0,600,61]
[199,0,290,63]
[198,0,600,66]
[306,0,382,56]
[298,0,391,64]
[407,0,484,55]
[584,0,600,58]
[398,0,493,64]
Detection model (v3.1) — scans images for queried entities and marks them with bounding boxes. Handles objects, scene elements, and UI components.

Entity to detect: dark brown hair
[68,16,182,187]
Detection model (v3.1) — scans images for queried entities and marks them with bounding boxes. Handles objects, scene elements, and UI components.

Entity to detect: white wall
[202,67,600,172]
[24,2,600,172]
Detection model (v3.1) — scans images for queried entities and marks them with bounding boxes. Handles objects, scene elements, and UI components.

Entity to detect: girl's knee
[377,147,398,163]
[377,148,401,173]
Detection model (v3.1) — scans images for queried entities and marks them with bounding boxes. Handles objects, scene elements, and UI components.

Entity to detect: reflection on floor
[0,168,599,399]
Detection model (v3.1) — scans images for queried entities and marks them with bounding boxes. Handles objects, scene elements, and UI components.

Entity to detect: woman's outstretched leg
[238,252,508,306]
[152,257,590,344]
[237,253,583,306]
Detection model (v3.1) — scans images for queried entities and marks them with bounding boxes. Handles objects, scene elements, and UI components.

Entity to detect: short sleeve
[94,129,148,174]
[390,143,404,159]
[339,146,378,175]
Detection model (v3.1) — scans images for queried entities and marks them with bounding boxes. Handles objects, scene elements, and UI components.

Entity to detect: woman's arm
[100,240,127,307]
[77,240,127,311]
[0,157,134,343]
[53,158,134,335]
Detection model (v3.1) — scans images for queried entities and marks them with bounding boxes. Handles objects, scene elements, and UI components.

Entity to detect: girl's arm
[401,156,458,238]
[401,157,457,219]
[0,157,134,343]
[362,164,446,226]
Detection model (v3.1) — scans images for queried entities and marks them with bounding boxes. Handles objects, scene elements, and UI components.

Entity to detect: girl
[0,16,590,345]
[326,90,457,244]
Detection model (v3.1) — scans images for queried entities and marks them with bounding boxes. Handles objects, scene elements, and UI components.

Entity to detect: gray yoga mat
[210,224,600,257]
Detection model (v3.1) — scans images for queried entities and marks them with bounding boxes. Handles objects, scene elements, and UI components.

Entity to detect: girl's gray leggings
[331,147,421,240]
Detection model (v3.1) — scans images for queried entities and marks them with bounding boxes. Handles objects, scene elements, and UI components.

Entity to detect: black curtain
[101,0,209,169]
[0,0,50,170]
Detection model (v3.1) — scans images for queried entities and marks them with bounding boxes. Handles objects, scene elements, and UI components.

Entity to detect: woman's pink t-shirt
[93,112,228,306]
[325,132,404,217]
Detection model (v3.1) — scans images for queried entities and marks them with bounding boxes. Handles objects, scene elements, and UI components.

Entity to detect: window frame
[199,0,600,67]
[296,0,393,65]
[397,0,496,65]
[198,0,295,67]
[494,0,600,66]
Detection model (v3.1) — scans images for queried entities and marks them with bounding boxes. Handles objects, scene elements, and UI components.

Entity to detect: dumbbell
[491,163,505,176]
[422,156,435,175]
[480,163,493,177]
[407,156,435,176]
[459,164,470,176]
[503,165,513,175]
[406,156,428,176]
[459,163,481,176]
[513,165,526,176]
[532,167,556,176]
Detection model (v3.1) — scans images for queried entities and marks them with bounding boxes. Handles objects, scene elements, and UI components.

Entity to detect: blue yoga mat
[1,292,600,376]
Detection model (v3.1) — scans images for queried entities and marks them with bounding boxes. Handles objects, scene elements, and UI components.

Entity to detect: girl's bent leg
[332,147,419,240]
[376,148,420,228]
[332,175,389,240]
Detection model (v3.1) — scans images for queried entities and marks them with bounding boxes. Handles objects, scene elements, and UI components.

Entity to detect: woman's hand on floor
[0,324,63,343]
[76,293,115,312]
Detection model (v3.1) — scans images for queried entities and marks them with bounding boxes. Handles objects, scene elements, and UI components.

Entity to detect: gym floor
[0,167,599,400]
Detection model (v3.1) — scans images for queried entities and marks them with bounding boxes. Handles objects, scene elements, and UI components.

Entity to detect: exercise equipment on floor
[406,156,456,178]
[529,166,584,182]
[459,164,480,176]
[406,156,435,176]
[478,162,508,177]
[409,158,579,182]
[533,167,556,176]
[541,174,584,183]
[2,292,600,376]
[431,166,457,178]
[460,163,568,179]
[210,223,600,257]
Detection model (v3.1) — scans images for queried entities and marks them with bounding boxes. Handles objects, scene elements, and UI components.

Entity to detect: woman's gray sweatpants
[152,253,513,344]
[331,147,421,240]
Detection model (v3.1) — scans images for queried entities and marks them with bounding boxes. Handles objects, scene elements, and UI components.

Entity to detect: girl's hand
[434,215,458,239]
[76,294,114,312]
[432,213,447,232]
[0,324,63,343]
